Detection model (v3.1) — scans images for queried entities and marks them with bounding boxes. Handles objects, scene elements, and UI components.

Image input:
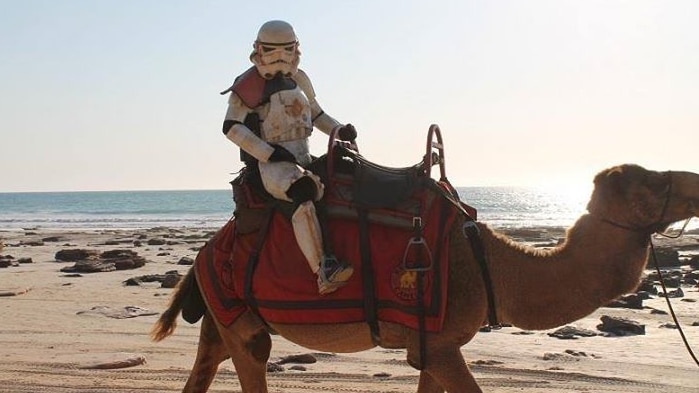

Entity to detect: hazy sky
[1,0,697,193]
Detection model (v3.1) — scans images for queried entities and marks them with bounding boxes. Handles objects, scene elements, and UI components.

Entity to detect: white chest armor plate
[261,87,312,143]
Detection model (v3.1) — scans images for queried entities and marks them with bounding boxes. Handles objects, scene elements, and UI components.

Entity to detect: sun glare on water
[536,181,592,214]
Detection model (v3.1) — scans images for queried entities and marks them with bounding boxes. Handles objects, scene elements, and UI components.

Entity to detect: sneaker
[317,255,354,295]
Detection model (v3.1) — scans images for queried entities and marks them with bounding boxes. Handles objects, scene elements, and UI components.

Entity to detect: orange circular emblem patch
[390,266,430,301]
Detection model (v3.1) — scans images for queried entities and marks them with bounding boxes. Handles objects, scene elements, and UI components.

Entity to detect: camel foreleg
[417,371,445,393]
[418,349,482,393]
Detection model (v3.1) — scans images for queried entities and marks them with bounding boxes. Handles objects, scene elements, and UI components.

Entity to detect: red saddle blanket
[195,187,461,332]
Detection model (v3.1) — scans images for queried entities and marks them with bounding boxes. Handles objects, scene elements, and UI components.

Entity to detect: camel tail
[151,267,201,342]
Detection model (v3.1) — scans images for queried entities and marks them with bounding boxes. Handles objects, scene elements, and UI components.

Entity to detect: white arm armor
[224,93,274,162]
[226,124,274,162]
[293,69,342,135]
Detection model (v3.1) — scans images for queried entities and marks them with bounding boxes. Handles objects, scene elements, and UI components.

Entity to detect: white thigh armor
[259,161,324,202]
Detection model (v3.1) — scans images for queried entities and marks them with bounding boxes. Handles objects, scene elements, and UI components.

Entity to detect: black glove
[268,144,297,163]
[337,123,357,141]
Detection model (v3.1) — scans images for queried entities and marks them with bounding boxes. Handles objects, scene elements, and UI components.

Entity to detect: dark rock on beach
[124,270,182,288]
[689,255,699,269]
[59,249,148,273]
[147,238,168,246]
[77,305,158,319]
[76,353,147,369]
[288,365,307,371]
[0,255,17,268]
[661,275,682,288]
[548,325,599,339]
[61,260,117,273]
[276,353,318,365]
[605,293,644,309]
[265,353,317,373]
[266,362,284,372]
[0,255,31,266]
[597,315,645,336]
[161,273,182,288]
[41,236,65,242]
[646,248,680,267]
[21,239,44,246]
[543,349,599,361]
[55,249,100,262]
[0,287,31,296]
[637,279,659,295]
[657,287,684,298]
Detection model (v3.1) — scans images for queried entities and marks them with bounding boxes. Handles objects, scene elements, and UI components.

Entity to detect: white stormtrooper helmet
[250,20,301,79]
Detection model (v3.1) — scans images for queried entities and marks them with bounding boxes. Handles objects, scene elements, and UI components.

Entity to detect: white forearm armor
[226,123,274,162]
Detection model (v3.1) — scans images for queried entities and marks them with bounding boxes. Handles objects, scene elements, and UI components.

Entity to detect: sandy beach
[0,226,697,393]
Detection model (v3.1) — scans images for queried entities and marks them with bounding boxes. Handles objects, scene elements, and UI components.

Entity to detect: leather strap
[462,221,500,328]
[244,207,275,318]
[358,208,380,344]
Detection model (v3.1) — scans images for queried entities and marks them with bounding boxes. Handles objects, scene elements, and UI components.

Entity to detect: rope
[649,239,699,367]
[655,218,692,239]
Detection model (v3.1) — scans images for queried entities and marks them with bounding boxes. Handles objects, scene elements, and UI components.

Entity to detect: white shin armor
[291,201,324,273]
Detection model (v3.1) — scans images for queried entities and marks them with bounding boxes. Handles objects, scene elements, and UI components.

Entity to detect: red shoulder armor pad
[220,67,266,108]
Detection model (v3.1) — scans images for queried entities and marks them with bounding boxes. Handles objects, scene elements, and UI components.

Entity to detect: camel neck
[483,215,650,330]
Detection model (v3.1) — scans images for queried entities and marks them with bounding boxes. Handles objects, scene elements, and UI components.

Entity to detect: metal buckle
[462,220,480,238]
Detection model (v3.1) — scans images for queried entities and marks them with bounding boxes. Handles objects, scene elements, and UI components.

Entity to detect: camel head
[586,164,699,234]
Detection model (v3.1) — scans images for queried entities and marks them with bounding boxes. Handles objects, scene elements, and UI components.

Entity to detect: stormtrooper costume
[222,20,355,295]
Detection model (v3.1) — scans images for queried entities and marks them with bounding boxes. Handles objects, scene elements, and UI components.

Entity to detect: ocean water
[0,190,234,230]
[0,186,695,231]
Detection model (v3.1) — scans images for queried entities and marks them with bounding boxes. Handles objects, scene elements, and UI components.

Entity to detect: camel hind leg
[183,311,272,393]
[182,312,229,392]
[215,311,272,393]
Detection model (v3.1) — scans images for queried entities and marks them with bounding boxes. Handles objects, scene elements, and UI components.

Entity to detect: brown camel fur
[152,164,699,393]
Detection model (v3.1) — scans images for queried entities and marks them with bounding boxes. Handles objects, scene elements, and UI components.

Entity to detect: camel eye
[646,173,669,195]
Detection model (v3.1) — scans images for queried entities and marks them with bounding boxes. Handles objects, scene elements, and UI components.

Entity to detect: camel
[152,163,699,393]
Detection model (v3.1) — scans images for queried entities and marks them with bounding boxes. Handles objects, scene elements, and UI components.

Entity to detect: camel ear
[594,166,626,194]
[588,165,629,212]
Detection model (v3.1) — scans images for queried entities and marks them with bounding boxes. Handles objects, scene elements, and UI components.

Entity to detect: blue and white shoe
[317,255,354,295]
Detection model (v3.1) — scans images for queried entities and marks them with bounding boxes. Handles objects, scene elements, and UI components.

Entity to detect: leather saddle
[324,146,426,209]
[231,145,435,232]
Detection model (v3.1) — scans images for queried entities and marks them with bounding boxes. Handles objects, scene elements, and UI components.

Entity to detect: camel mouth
[656,222,675,233]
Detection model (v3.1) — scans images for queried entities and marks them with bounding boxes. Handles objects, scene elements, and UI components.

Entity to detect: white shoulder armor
[292,69,316,100]
[292,68,341,134]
